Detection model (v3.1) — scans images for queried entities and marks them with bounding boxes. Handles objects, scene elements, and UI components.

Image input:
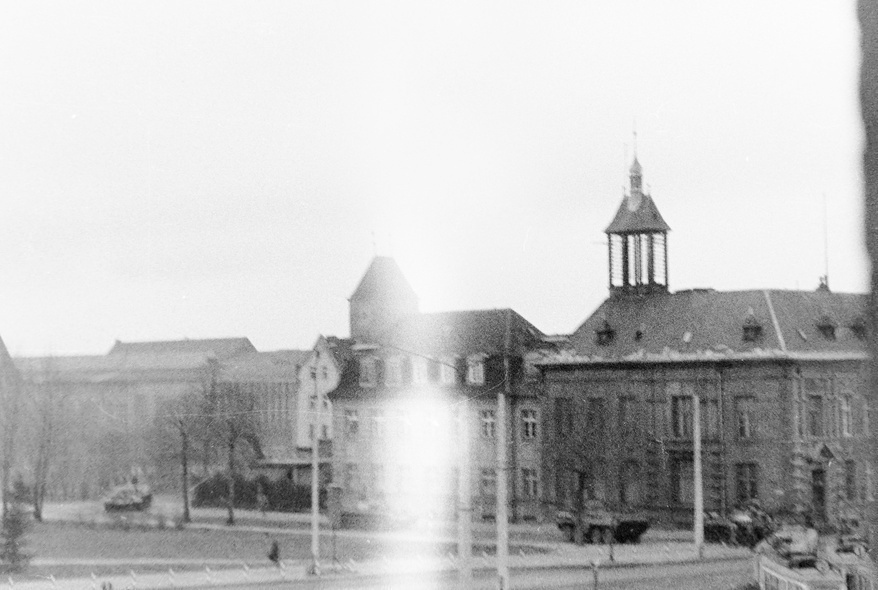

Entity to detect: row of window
[342,408,540,441]
[597,315,867,347]
[339,462,540,500]
[555,393,870,442]
[359,355,487,387]
[478,467,539,499]
[797,394,868,439]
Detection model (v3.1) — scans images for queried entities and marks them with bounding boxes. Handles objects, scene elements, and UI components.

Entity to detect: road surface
[220,558,753,590]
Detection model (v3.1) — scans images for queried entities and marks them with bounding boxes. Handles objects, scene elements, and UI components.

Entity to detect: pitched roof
[550,289,867,365]
[384,308,546,357]
[349,256,418,302]
[14,353,214,384]
[604,192,671,234]
[218,350,311,382]
[107,337,256,359]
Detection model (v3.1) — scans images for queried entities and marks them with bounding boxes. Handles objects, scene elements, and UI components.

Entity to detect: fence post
[592,559,600,589]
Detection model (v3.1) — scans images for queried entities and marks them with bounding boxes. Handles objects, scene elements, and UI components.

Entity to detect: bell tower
[605,157,671,296]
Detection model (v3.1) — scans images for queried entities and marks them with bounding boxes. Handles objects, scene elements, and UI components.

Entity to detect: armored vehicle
[103,482,153,512]
[556,499,650,544]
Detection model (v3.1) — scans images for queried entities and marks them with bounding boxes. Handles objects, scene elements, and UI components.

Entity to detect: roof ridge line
[763,290,787,352]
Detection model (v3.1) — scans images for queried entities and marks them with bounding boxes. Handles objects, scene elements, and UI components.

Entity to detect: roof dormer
[742,310,763,343]
[816,314,837,341]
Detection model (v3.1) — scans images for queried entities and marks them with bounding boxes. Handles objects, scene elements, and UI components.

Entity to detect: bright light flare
[380,393,457,527]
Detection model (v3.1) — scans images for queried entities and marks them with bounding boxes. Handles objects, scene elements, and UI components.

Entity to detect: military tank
[103,482,153,512]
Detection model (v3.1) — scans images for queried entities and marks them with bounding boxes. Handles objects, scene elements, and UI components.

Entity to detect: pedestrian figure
[268,540,280,566]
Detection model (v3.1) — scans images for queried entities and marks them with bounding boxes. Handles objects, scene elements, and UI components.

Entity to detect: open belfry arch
[605,156,671,294]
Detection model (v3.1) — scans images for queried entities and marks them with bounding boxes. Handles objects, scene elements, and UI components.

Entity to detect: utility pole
[693,391,704,559]
[496,310,511,590]
[310,347,321,575]
[457,395,472,589]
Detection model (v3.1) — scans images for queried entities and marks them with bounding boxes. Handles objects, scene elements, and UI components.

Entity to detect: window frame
[521,468,539,499]
[480,409,496,439]
[440,357,458,385]
[466,355,486,385]
[359,357,377,387]
[521,409,538,440]
[412,357,429,385]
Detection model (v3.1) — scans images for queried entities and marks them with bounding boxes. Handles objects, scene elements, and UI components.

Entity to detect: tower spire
[605,152,671,296]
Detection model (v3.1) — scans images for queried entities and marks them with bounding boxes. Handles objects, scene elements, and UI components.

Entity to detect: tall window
[466,356,485,385]
[345,409,359,436]
[440,357,458,385]
[480,410,496,438]
[555,398,573,438]
[671,396,693,438]
[360,357,378,387]
[413,357,429,385]
[735,463,759,503]
[521,409,538,440]
[807,395,824,437]
[736,397,755,439]
[480,468,496,497]
[521,468,539,499]
[586,398,606,435]
[841,397,852,437]
[671,457,694,504]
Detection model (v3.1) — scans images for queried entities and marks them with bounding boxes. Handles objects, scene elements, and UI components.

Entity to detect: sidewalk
[11,540,752,590]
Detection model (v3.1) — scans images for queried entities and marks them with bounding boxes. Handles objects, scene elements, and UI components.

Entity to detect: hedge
[193,473,326,512]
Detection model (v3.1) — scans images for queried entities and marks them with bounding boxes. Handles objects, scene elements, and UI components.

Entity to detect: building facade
[540,158,874,528]
[14,337,316,499]
[327,257,557,525]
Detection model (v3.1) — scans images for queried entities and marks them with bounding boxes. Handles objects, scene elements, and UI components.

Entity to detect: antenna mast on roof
[822,193,830,290]
[632,119,638,159]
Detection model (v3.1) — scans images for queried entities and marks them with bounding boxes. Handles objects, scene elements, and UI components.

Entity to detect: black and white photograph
[0,2,874,589]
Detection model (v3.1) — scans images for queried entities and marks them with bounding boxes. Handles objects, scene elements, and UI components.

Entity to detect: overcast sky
[0,1,865,356]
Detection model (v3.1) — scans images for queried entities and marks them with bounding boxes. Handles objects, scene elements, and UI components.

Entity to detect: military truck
[556,499,650,544]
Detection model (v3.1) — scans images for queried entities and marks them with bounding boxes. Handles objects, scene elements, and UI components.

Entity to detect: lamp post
[496,309,511,590]
[693,391,704,559]
[457,395,472,589]
[310,348,321,575]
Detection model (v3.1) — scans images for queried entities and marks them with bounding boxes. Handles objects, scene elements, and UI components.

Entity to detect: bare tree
[0,344,23,517]
[213,381,262,526]
[27,359,71,521]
